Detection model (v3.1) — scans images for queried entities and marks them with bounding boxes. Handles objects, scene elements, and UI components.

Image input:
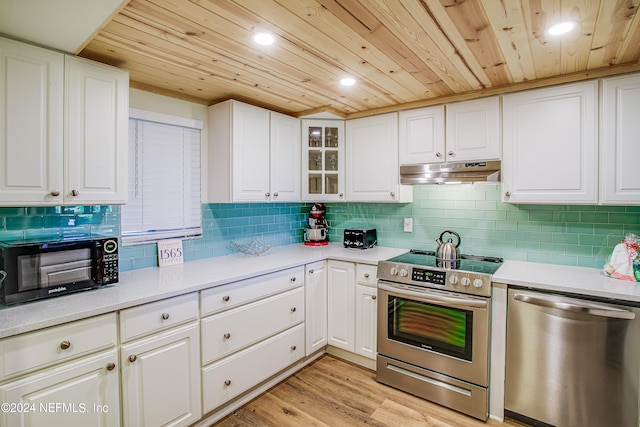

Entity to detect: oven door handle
[378,283,488,309]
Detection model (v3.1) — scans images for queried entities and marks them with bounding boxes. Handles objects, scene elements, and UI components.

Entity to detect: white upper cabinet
[0,36,129,206]
[65,56,129,205]
[445,96,500,162]
[399,105,445,164]
[600,73,640,205]
[270,111,301,202]
[346,113,412,202]
[208,100,300,202]
[301,119,345,201]
[502,81,598,204]
[0,37,64,205]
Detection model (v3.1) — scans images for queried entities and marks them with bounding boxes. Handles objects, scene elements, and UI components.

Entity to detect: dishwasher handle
[513,293,636,320]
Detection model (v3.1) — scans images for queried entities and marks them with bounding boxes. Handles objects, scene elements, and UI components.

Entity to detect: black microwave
[0,236,119,305]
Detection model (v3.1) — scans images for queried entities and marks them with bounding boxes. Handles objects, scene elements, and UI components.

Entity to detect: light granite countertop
[0,243,405,339]
[493,260,640,303]
[2,244,639,339]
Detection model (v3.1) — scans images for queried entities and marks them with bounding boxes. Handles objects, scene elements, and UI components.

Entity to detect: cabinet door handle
[291,345,297,351]
[222,295,230,302]
[128,355,137,363]
[106,363,116,371]
[505,191,511,198]
[339,193,344,198]
[265,192,271,197]
[224,380,231,387]
[223,333,231,340]
[435,152,442,158]
[60,340,71,350]
[390,192,395,198]
[448,151,454,156]
[50,190,60,197]
[291,307,297,313]
[309,269,314,274]
[70,189,80,197]
[161,312,170,320]
[372,295,377,300]
[273,192,279,197]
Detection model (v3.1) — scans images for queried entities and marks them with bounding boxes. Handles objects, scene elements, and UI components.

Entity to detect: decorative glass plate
[229,238,272,256]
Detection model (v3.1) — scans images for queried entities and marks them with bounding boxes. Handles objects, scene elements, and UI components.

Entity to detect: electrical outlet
[404,217,413,233]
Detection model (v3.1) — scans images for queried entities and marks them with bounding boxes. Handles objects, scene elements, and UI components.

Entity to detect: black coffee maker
[304,203,329,246]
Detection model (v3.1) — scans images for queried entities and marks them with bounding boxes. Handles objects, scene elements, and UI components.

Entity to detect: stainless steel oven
[376,250,502,421]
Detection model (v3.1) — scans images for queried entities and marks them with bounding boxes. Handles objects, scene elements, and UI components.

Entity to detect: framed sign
[157,239,184,267]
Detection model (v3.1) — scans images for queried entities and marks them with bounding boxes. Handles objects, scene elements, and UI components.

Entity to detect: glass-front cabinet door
[302,120,345,201]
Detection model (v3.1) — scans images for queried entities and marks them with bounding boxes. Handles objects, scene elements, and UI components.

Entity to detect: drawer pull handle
[161,312,170,320]
[60,341,71,350]
[372,295,377,300]
[309,269,314,274]
[291,307,297,313]
[291,345,297,351]
[364,273,370,278]
[106,363,116,371]
[290,277,296,282]
[223,296,230,302]
[224,380,231,387]
[128,355,137,363]
[223,333,231,340]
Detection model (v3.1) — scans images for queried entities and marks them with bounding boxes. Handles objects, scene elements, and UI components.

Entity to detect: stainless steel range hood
[400,160,501,184]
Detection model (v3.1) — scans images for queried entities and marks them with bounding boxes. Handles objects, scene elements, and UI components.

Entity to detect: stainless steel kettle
[436,230,461,269]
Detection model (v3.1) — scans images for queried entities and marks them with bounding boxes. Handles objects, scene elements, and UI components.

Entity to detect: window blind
[122,111,202,244]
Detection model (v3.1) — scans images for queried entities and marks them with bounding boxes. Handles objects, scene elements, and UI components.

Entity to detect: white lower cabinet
[0,349,120,427]
[202,324,305,413]
[0,314,119,427]
[200,267,305,414]
[327,260,378,360]
[355,264,378,360]
[120,294,201,427]
[305,261,328,355]
[327,260,356,351]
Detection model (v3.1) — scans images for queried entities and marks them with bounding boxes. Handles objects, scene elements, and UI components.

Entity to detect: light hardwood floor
[211,354,526,427]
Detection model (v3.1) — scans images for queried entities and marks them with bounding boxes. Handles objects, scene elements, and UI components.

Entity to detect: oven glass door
[377,282,490,387]
[388,294,473,361]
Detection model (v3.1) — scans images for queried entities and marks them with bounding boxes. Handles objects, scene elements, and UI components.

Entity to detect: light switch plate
[404,217,413,233]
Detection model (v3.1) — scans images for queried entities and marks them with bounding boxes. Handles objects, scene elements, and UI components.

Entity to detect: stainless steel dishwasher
[505,288,640,427]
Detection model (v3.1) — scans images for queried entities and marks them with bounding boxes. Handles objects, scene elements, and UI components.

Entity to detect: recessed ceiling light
[547,21,577,36]
[340,77,356,86]
[253,32,275,46]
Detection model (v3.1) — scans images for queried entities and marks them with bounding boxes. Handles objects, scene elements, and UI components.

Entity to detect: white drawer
[0,313,117,381]
[202,323,305,413]
[200,266,304,316]
[201,287,304,365]
[356,264,378,287]
[119,293,199,343]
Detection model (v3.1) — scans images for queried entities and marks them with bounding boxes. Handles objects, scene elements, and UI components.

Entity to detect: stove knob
[390,267,398,276]
[449,274,459,285]
[461,277,471,287]
[473,278,484,288]
[400,269,409,277]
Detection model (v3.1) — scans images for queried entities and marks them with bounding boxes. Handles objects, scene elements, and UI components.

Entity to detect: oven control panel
[377,262,493,297]
[411,268,445,285]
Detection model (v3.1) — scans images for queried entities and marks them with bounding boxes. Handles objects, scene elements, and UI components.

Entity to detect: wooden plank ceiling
[80,0,640,118]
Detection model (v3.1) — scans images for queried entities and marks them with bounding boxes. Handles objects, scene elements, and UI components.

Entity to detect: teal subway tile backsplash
[1,184,638,273]
[325,184,640,269]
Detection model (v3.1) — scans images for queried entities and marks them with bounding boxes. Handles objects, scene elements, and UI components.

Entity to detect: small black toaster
[343,228,377,249]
